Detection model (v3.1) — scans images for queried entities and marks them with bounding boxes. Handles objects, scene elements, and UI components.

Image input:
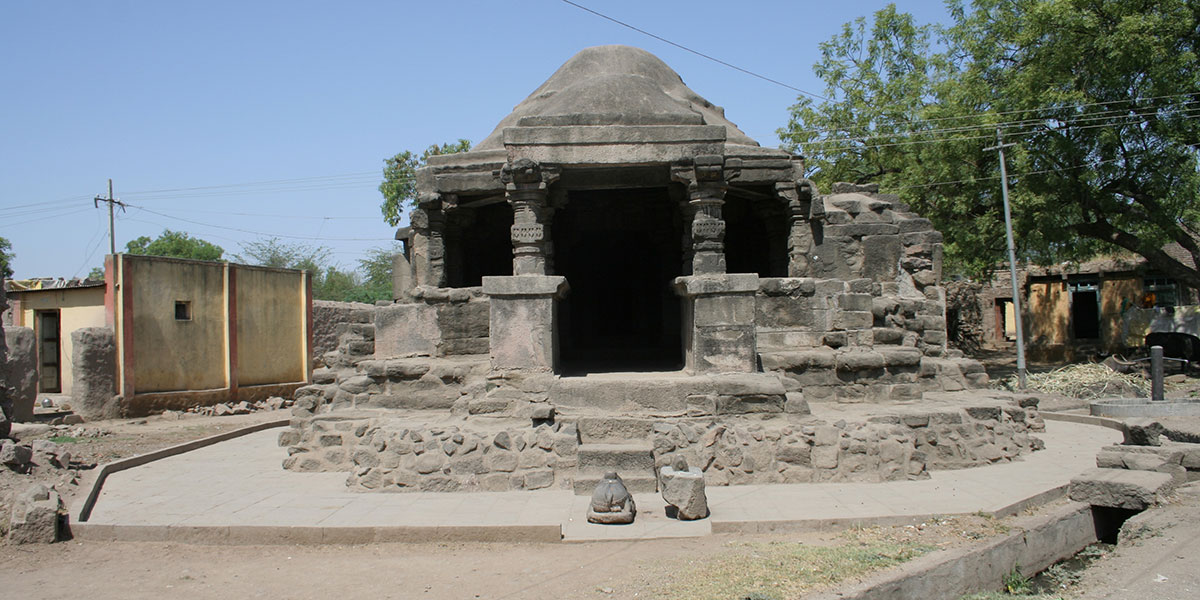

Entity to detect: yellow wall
[1100,277,1143,351]
[1028,281,1069,345]
[236,266,305,386]
[16,286,106,396]
[127,257,228,393]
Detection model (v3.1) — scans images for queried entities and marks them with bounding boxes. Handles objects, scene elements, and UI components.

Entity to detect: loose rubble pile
[1,438,75,474]
[176,396,291,418]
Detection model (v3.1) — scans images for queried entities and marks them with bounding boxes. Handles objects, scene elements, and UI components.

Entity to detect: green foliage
[780,0,1200,285]
[379,139,471,226]
[233,237,330,271]
[234,238,396,303]
[1003,563,1033,594]
[87,266,105,281]
[124,229,224,261]
[0,236,14,279]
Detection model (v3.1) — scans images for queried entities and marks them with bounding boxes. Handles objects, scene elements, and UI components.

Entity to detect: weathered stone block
[375,303,439,358]
[833,311,873,331]
[69,327,118,421]
[1069,468,1175,509]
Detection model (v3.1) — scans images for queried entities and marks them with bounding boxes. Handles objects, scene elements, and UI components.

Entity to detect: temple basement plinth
[281,44,1013,494]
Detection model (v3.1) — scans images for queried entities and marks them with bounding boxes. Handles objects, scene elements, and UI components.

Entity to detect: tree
[0,236,14,279]
[379,139,472,226]
[781,0,1200,285]
[125,229,224,261]
[234,238,396,303]
[233,237,330,271]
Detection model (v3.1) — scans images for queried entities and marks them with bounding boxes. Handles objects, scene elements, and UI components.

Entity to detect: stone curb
[1041,410,1125,431]
[806,502,1098,600]
[71,419,291,524]
[68,523,563,545]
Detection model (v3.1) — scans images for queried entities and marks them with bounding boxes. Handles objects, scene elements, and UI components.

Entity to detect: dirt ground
[3,357,1200,599]
[0,407,1017,599]
[0,514,1011,600]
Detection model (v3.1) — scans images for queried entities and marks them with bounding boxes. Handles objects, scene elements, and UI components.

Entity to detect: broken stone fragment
[7,483,63,544]
[587,472,636,524]
[660,457,708,520]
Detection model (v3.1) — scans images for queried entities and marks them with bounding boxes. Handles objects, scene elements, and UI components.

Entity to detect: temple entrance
[553,188,683,374]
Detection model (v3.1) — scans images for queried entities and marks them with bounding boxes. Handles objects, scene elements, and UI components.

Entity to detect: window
[1144,277,1178,307]
[175,301,192,321]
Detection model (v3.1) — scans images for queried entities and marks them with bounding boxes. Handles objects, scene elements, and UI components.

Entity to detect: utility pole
[984,129,1027,389]
[94,179,127,256]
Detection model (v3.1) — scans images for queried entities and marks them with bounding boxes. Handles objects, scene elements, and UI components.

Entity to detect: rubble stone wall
[280,418,578,492]
[281,402,1044,491]
[312,300,376,368]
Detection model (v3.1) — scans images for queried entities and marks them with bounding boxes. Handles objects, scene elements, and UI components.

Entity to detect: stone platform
[280,381,1047,494]
[72,415,1122,544]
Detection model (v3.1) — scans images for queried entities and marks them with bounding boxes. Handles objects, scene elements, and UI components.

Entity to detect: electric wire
[558,0,827,100]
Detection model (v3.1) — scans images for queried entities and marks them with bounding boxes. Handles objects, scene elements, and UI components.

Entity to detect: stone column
[673,155,727,275]
[484,159,566,374]
[674,273,760,373]
[779,179,817,277]
[500,158,559,276]
[409,196,446,288]
[482,276,569,373]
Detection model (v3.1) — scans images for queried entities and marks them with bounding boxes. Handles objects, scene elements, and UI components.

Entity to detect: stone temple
[281,46,1042,494]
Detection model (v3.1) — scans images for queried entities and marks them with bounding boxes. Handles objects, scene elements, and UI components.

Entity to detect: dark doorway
[445,201,513,287]
[36,310,61,393]
[1071,283,1100,340]
[553,188,683,374]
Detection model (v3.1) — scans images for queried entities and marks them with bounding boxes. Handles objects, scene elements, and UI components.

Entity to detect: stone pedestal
[483,276,569,373]
[674,274,759,373]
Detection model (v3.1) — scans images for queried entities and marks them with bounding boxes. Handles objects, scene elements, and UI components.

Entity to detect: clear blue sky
[0,0,952,279]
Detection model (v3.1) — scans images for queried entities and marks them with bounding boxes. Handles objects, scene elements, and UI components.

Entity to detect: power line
[801,111,1200,152]
[558,0,827,100]
[118,171,381,196]
[791,100,1200,148]
[786,92,1199,138]
[129,205,395,242]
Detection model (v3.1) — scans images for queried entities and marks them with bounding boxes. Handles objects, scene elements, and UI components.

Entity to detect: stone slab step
[1068,467,1176,510]
[572,473,658,495]
[575,416,656,443]
[549,374,709,413]
[577,443,656,473]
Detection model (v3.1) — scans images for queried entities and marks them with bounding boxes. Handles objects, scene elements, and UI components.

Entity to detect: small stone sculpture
[587,472,636,524]
[660,455,708,520]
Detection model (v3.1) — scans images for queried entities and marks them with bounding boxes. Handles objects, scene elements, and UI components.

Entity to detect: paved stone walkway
[75,418,1121,544]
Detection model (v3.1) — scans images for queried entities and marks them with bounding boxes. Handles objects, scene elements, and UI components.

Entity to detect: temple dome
[474,45,760,150]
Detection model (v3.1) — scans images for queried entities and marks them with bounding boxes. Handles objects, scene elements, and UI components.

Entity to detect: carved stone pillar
[409,196,447,288]
[672,155,727,275]
[779,179,817,277]
[500,158,559,276]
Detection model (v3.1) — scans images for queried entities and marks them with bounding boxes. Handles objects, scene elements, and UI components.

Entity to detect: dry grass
[649,535,932,600]
[997,362,1149,399]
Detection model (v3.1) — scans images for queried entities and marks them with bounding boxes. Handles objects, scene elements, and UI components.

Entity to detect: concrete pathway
[74,419,1121,544]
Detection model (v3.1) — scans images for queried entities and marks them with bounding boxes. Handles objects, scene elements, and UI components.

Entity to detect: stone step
[549,373,709,413]
[575,416,656,443]
[577,443,656,473]
[573,473,658,495]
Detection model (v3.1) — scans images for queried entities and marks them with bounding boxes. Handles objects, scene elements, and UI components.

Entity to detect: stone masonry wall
[374,286,489,359]
[313,300,376,368]
[280,417,578,492]
[281,400,1044,491]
